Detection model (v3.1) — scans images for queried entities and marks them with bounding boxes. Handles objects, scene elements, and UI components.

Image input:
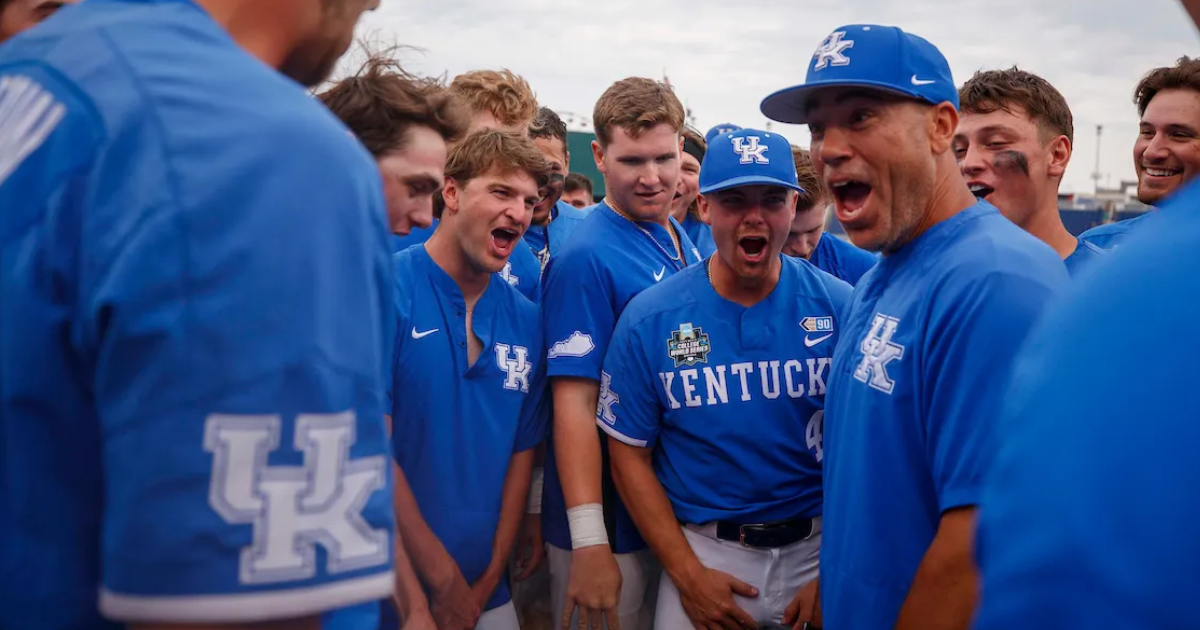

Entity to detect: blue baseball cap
[760,24,958,125]
[704,123,742,144]
[699,128,804,195]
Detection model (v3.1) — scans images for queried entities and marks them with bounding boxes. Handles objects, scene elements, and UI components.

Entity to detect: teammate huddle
[4,2,1200,630]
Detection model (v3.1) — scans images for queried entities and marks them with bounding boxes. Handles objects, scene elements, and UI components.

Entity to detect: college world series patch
[668,322,711,368]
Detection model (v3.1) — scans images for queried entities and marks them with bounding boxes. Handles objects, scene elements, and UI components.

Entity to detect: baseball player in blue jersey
[974,176,1200,630]
[541,77,704,630]
[1080,56,1200,250]
[783,147,879,285]
[0,1,394,630]
[319,52,487,630]
[971,7,1200,624]
[761,24,1069,629]
[389,130,552,630]
[955,68,1106,276]
[602,128,851,630]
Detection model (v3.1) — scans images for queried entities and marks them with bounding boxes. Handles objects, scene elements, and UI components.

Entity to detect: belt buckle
[738,523,764,547]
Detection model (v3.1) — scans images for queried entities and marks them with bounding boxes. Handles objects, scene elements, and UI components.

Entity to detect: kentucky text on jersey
[539,200,702,553]
[0,1,396,628]
[654,357,833,408]
[599,257,851,525]
[820,201,1068,629]
[389,246,550,611]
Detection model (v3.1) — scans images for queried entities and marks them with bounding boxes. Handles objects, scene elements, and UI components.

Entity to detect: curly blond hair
[449,69,539,129]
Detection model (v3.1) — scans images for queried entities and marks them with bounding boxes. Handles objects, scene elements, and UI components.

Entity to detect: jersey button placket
[741,309,767,351]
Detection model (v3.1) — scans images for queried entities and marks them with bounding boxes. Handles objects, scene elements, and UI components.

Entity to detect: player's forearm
[551,377,604,508]
[393,530,432,620]
[894,507,979,630]
[390,460,455,586]
[485,448,536,579]
[608,439,705,589]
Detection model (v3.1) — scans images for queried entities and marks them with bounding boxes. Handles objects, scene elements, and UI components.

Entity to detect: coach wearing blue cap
[601,128,851,629]
[761,25,1069,630]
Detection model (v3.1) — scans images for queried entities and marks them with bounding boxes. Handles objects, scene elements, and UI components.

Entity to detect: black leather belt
[714,518,816,549]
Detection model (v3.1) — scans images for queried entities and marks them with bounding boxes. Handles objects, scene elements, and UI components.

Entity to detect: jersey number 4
[806,410,824,463]
[204,411,390,585]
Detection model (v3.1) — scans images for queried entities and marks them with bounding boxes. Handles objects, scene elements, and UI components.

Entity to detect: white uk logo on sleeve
[203,411,389,584]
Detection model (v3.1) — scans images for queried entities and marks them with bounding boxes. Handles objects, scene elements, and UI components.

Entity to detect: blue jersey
[599,257,850,524]
[820,202,1067,629]
[0,1,396,628]
[809,232,880,286]
[1063,237,1107,277]
[973,182,1200,629]
[526,200,590,270]
[682,213,718,258]
[1078,211,1154,250]
[393,220,541,302]
[540,201,703,552]
[390,246,549,610]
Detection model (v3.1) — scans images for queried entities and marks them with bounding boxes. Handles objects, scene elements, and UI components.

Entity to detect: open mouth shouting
[738,234,770,264]
[830,178,873,226]
[490,226,521,258]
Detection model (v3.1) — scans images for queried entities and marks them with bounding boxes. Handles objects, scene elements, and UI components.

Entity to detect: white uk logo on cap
[731,136,769,165]
[813,31,854,70]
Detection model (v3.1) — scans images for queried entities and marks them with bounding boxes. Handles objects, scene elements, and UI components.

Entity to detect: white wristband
[527,467,544,514]
[567,503,609,550]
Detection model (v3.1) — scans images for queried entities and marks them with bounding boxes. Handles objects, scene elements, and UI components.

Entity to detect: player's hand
[471,568,504,610]
[428,563,481,630]
[514,512,547,581]
[782,579,820,629]
[562,545,622,630]
[676,567,759,630]
[399,606,438,630]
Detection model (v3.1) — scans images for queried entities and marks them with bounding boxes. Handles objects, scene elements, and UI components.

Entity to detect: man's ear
[1047,135,1072,179]
[697,194,711,224]
[929,102,960,156]
[592,140,606,176]
[441,176,461,217]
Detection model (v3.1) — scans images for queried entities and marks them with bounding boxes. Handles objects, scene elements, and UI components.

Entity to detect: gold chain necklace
[609,203,684,267]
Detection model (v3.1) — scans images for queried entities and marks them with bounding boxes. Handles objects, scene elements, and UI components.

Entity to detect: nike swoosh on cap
[911,75,936,85]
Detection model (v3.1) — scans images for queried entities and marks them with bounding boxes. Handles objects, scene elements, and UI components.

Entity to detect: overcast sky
[350,0,1199,195]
